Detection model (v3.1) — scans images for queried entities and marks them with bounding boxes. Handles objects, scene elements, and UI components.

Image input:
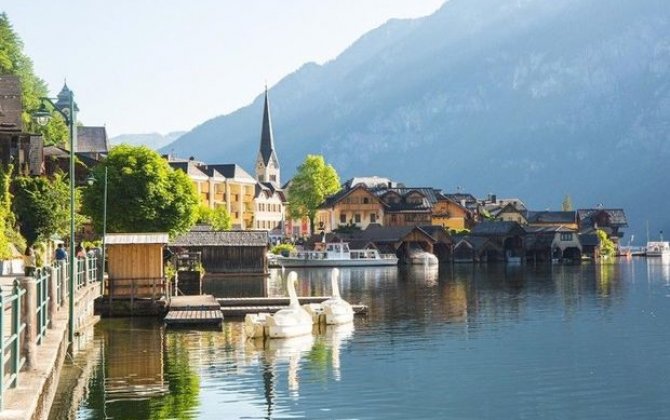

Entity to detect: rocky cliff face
[164,0,670,238]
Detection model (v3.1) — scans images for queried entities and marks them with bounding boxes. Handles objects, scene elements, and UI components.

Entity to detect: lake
[51,259,670,419]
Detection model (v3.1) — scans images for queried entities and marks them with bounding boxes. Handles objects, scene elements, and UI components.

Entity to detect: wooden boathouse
[105,233,169,299]
[170,226,268,275]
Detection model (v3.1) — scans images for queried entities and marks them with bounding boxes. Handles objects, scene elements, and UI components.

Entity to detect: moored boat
[270,242,398,268]
[646,241,670,258]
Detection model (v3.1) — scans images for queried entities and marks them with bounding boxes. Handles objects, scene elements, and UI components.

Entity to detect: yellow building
[169,160,257,230]
[431,193,472,231]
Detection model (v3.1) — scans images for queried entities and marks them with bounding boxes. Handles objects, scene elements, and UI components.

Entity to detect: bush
[271,243,295,256]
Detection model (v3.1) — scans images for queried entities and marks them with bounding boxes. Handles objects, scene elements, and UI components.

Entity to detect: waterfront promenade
[0,260,101,420]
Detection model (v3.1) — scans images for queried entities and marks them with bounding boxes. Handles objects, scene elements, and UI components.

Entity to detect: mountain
[111,131,186,150]
[163,0,670,240]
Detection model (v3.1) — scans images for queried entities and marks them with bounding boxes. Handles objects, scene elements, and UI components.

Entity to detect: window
[340,214,347,224]
[370,213,377,223]
[354,214,361,223]
[270,175,276,182]
[560,232,573,241]
[363,197,369,204]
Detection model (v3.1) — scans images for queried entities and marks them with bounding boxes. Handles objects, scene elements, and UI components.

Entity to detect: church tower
[255,87,280,185]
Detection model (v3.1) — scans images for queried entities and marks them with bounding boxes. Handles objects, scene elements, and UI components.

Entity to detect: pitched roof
[105,233,169,244]
[526,211,577,225]
[442,193,479,210]
[319,184,375,209]
[171,230,268,247]
[201,164,256,182]
[471,221,525,236]
[258,88,279,167]
[353,225,434,243]
[344,176,397,189]
[76,126,109,154]
[0,75,22,132]
[577,209,628,228]
[372,187,440,205]
[453,236,501,252]
[169,161,208,179]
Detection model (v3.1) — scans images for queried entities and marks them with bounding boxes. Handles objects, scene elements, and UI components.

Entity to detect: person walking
[55,243,67,264]
[24,246,36,276]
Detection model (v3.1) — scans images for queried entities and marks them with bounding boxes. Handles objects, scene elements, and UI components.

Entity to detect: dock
[218,296,368,317]
[165,295,224,327]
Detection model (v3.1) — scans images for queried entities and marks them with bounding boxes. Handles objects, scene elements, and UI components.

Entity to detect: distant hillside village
[1,76,627,264]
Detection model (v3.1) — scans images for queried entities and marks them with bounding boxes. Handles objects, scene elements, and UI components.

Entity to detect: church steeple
[256,87,280,185]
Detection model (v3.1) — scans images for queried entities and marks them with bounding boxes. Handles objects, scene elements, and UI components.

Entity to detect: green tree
[0,165,13,259]
[287,155,340,234]
[11,173,71,245]
[81,145,199,237]
[596,229,616,259]
[562,195,573,211]
[0,13,67,145]
[196,204,232,231]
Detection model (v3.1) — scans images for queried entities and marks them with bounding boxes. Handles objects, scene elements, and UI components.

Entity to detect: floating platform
[218,297,368,318]
[165,295,223,327]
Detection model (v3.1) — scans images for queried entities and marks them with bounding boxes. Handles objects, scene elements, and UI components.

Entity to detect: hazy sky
[3,1,444,137]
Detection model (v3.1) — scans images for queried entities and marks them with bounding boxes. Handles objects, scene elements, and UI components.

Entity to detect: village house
[316,184,386,232]
[431,192,473,231]
[0,75,42,176]
[577,208,628,245]
[376,188,433,227]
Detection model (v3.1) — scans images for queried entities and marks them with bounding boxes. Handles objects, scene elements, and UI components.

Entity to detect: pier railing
[0,280,26,410]
[0,256,100,410]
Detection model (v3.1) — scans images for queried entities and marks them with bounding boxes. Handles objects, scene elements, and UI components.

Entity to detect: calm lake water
[52,259,670,419]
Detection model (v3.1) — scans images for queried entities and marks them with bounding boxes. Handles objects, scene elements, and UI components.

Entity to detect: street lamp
[33,86,77,353]
[87,166,107,281]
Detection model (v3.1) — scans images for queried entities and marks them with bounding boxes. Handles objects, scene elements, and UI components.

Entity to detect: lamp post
[87,166,108,281]
[33,87,77,353]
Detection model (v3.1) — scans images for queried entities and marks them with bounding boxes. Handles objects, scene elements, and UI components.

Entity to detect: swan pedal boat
[302,268,354,325]
[244,272,313,339]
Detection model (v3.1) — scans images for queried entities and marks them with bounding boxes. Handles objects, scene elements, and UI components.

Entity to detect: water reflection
[647,257,670,284]
[60,262,670,419]
[245,334,314,398]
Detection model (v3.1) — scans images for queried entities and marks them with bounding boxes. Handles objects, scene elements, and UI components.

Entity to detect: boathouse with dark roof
[171,227,268,274]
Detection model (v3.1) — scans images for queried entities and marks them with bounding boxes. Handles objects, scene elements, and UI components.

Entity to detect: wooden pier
[164,295,223,327]
[217,296,368,318]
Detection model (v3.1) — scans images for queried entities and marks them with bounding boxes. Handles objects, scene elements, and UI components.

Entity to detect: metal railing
[35,268,50,345]
[0,280,26,410]
[0,255,99,410]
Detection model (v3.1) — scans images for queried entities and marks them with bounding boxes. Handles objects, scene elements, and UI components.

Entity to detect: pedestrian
[76,244,86,259]
[55,243,67,263]
[24,246,36,276]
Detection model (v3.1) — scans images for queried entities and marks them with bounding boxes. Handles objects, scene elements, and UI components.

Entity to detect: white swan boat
[270,242,398,268]
[303,268,354,325]
[244,271,313,339]
[407,244,439,265]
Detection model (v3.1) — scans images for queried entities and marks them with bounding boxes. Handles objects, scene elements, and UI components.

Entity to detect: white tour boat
[270,242,398,268]
[646,241,670,258]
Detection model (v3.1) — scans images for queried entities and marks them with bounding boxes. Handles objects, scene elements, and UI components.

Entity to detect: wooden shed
[170,227,268,274]
[105,233,168,299]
